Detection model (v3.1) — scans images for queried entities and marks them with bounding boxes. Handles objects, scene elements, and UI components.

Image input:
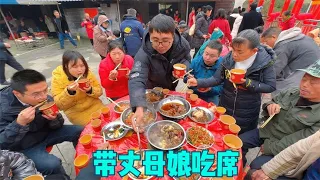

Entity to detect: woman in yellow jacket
[51,50,105,126]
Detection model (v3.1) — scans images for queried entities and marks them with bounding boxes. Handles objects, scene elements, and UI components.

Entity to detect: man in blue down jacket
[188,29,276,134]
[120,8,144,57]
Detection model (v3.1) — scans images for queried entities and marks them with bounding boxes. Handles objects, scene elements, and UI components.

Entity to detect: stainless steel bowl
[146,120,186,150]
[120,106,157,130]
[113,100,130,114]
[157,96,191,119]
[145,89,165,105]
[101,120,129,141]
[188,107,214,124]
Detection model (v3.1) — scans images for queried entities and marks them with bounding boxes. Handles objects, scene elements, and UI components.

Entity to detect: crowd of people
[1,2,320,179]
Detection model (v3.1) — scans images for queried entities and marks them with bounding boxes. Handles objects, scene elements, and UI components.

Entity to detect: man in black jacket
[238,3,264,33]
[53,10,77,49]
[0,39,24,85]
[128,14,191,130]
[0,69,83,176]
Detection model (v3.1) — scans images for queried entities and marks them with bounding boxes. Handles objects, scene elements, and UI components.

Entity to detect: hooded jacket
[0,150,38,179]
[272,27,320,96]
[197,45,276,133]
[93,15,113,57]
[0,87,64,151]
[120,16,144,57]
[99,54,134,98]
[193,12,211,48]
[128,29,191,108]
[51,66,105,126]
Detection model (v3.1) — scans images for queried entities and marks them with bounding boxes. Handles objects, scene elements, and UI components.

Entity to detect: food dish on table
[147,120,186,150]
[160,102,187,117]
[187,126,214,149]
[114,101,130,113]
[128,150,153,180]
[146,89,164,103]
[101,121,128,141]
[120,107,157,129]
[188,107,213,124]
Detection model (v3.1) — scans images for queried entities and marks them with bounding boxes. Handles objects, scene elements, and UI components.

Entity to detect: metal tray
[188,107,214,124]
[101,120,129,141]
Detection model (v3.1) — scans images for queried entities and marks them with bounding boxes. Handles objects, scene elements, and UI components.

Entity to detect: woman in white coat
[231,14,243,39]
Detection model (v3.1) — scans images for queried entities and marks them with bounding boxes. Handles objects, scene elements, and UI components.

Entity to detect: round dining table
[75,91,244,180]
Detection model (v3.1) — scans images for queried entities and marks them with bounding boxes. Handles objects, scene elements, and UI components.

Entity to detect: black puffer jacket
[0,150,37,180]
[193,12,211,49]
[197,45,276,133]
[129,29,191,108]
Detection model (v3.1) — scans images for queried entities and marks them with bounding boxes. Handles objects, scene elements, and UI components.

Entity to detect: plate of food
[113,100,130,114]
[128,150,153,180]
[173,174,201,180]
[120,107,157,130]
[147,120,186,150]
[188,107,214,124]
[186,126,215,149]
[157,96,191,119]
[101,120,129,141]
[146,89,165,104]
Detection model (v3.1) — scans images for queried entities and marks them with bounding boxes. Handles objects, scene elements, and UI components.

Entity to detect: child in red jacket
[280,11,296,31]
[81,13,94,45]
[99,41,134,100]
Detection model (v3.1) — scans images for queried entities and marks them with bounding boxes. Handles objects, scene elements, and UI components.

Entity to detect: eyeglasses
[150,39,172,47]
[24,88,49,99]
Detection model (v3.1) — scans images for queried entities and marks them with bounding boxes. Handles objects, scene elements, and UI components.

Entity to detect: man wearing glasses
[129,14,191,130]
[0,69,83,178]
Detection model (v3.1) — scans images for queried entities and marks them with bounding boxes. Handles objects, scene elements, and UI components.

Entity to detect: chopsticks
[172,69,193,84]
[34,99,47,108]
[114,63,121,71]
[181,83,189,93]
[259,108,281,129]
[102,132,106,143]
[75,74,83,83]
[107,97,121,108]
[221,64,237,89]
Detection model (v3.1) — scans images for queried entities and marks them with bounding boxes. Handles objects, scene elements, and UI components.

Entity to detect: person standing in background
[208,8,232,45]
[53,10,77,50]
[174,10,181,22]
[93,7,106,25]
[188,7,196,28]
[228,8,241,32]
[238,3,264,32]
[193,5,213,56]
[120,8,144,58]
[81,13,94,45]
[0,39,24,85]
[231,12,244,39]
[280,11,296,31]
[93,15,115,60]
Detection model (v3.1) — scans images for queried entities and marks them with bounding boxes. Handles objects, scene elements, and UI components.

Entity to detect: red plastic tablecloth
[75,91,244,180]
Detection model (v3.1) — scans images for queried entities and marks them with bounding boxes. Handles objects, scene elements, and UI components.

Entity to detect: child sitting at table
[186,40,223,105]
[51,50,105,126]
[187,29,276,134]
[99,41,134,100]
